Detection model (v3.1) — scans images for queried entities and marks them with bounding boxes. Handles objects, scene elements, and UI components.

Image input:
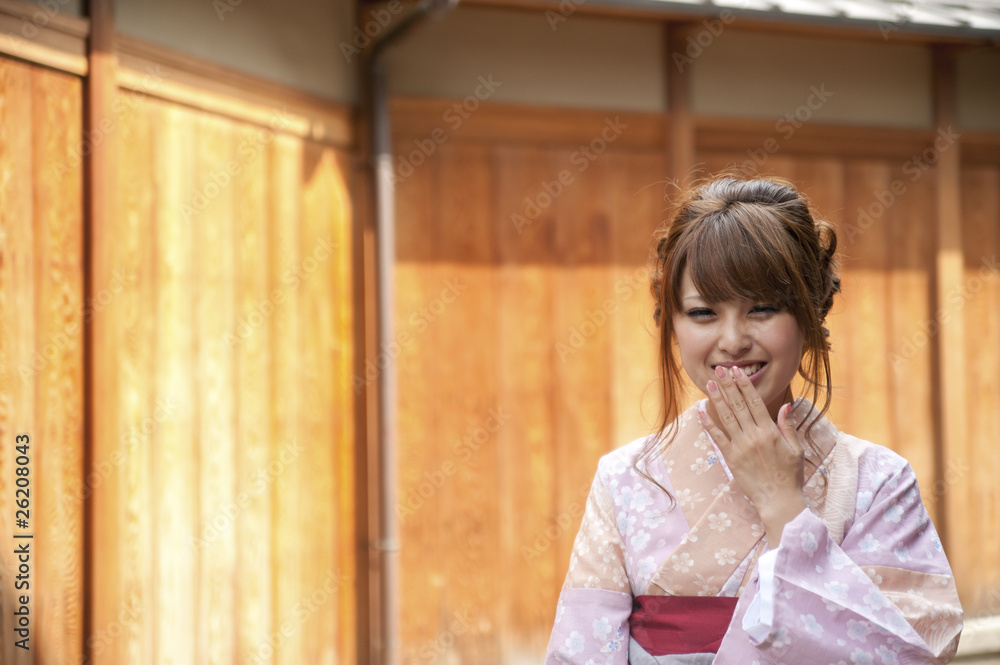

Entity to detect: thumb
[777,402,802,453]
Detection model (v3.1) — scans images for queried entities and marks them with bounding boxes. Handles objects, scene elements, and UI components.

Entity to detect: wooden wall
[0,35,358,662]
[1,15,997,665]
[393,109,667,662]
[88,81,357,665]
[390,98,1000,662]
[956,154,1000,619]
[0,59,85,664]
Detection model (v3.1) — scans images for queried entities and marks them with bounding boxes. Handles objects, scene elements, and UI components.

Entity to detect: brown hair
[637,173,841,497]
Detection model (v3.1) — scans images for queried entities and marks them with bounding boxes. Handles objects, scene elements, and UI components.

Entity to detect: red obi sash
[629,595,738,655]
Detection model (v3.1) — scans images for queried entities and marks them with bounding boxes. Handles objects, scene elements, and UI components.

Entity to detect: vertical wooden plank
[87,1,119,659]
[194,113,237,665]
[959,164,1000,614]
[793,158,848,420]
[270,133,304,665]
[394,137,440,661]
[115,90,155,665]
[152,102,198,665]
[0,57,35,665]
[757,155,797,182]
[885,171,938,520]
[329,148,356,665]
[32,66,85,665]
[697,153,735,180]
[233,119,273,665]
[666,23,695,185]
[551,146,613,577]
[839,160,893,443]
[609,151,665,446]
[434,142,499,664]
[932,45,966,591]
[299,143,336,665]
[494,145,557,661]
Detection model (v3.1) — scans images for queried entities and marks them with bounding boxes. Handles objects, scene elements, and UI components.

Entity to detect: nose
[718,315,751,356]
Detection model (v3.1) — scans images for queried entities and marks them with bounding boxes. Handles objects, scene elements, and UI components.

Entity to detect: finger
[697,401,732,456]
[713,365,754,431]
[776,402,803,455]
[730,365,769,426]
[706,378,742,439]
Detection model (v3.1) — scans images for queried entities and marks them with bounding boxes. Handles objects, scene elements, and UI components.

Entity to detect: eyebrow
[680,294,705,303]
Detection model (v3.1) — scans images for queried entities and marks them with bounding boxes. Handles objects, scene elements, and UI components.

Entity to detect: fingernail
[714,366,726,380]
[733,366,744,379]
[707,380,718,394]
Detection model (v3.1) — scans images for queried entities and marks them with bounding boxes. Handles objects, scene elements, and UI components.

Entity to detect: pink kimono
[544,398,963,664]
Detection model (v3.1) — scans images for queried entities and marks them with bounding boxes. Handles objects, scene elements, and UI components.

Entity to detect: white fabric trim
[741,548,777,642]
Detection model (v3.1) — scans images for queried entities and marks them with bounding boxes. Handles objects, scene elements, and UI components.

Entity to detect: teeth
[714,363,763,377]
[722,363,762,377]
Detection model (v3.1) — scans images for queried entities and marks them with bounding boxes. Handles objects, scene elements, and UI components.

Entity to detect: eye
[750,304,780,316]
[686,307,715,319]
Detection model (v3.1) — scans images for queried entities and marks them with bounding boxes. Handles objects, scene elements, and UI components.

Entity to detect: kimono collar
[646,397,840,598]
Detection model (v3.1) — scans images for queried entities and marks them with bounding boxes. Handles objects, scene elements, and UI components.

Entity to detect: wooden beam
[115,35,354,149]
[389,96,664,149]
[931,44,964,566]
[0,0,89,74]
[665,22,695,186]
[85,0,118,663]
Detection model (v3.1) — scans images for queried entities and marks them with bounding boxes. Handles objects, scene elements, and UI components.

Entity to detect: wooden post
[931,44,964,578]
[665,22,696,188]
[85,0,118,663]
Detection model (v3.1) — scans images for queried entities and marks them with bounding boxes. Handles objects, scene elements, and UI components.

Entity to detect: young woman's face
[671,267,804,421]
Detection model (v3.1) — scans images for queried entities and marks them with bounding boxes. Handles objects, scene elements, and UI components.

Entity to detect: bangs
[669,204,801,310]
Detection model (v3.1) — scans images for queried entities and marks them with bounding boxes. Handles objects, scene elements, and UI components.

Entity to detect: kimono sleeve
[544,454,633,665]
[727,446,963,665]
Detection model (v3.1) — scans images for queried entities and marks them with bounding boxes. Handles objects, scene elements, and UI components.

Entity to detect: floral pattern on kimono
[545,398,962,665]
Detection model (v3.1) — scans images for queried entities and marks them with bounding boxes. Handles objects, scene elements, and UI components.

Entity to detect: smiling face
[672,267,805,422]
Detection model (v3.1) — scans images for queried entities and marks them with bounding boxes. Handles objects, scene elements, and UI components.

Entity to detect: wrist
[756,493,806,545]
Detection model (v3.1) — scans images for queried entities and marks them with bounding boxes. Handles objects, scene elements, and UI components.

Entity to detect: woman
[544,175,963,664]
